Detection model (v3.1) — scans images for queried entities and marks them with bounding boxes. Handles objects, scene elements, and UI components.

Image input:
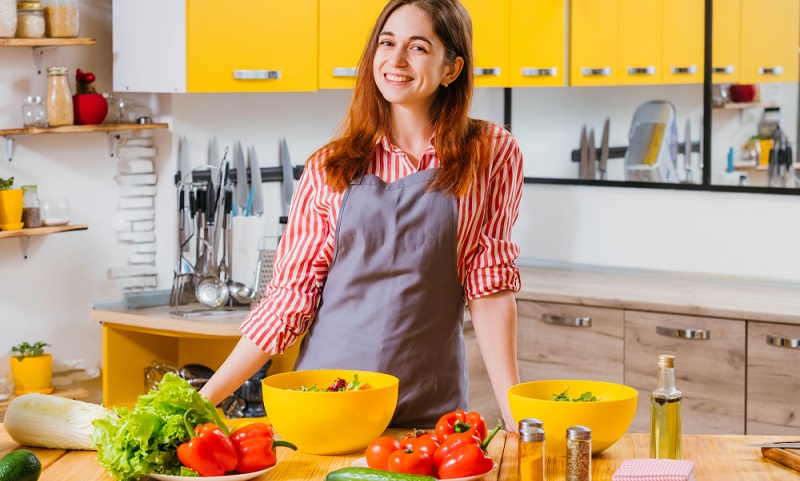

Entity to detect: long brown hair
[322,0,491,197]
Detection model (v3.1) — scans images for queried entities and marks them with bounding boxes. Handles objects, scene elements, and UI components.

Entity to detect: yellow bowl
[262,369,398,455]
[508,380,638,456]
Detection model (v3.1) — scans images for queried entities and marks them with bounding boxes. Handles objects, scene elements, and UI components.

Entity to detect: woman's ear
[442,56,464,87]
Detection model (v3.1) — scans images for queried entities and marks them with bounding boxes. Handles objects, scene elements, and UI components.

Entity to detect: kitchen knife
[176,135,191,186]
[234,141,249,215]
[248,145,264,216]
[740,443,800,449]
[280,138,294,219]
[579,126,588,179]
[586,128,596,180]
[683,119,693,183]
[599,118,609,180]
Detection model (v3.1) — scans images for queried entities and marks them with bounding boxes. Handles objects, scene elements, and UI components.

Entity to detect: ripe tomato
[410,437,440,460]
[400,429,437,450]
[388,448,435,476]
[366,436,402,471]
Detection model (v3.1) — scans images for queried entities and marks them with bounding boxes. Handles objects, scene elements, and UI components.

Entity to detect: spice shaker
[21,185,41,228]
[16,1,45,38]
[518,419,545,481]
[566,425,591,481]
[22,95,47,127]
[46,66,73,126]
[650,354,682,459]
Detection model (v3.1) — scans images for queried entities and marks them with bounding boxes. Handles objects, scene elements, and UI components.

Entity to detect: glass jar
[16,1,44,38]
[0,0,17,38]
[41,197,69,226]
[21,185,41,228]
[518,420,545,481]
[566,426,591,481]
[22,95,47,127]
[46,66,73,126]
[42,0,77,37]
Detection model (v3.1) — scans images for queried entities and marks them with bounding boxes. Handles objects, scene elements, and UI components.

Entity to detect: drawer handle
[712,65,735,74]
[581,67,611,77]
[332,67,358,77]
[670,65,698,75]
[521,67,557,77]
[656,325,710,340]
[758,66,784,76]
[233,70,282,80]
[627,66,656,75]
[541,314,592,328]
[474,67,501,77]
[767,335,800,349]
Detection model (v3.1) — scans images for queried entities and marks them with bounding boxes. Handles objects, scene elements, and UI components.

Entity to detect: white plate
[147,465,274,481]
[351,457,498,481]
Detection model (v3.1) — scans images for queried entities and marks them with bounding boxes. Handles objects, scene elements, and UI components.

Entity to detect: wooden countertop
[90,305,246,337]
[3,426,797,481]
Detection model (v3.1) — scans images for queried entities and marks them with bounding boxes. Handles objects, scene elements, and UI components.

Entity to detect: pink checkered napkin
[612,458,696,481]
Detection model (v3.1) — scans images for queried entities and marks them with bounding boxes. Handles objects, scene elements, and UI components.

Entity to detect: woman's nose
[389,48,407,67]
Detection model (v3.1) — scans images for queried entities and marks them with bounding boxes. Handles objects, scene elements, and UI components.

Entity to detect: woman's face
[373,4,461,113]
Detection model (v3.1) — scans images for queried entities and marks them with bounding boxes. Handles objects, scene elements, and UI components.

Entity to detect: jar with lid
[21,185,41,228]
[518,419,545,481]
[42,0,78,37]
[46,66,73,126]
[22,95,47,127]
[565,426,591,481]
[0,0,17,37]
[16,1,45,38]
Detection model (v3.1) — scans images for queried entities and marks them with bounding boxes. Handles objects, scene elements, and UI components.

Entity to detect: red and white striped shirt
[241,122,523,354]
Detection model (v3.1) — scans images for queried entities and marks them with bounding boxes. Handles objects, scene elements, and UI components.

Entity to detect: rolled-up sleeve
[463,128,523,300]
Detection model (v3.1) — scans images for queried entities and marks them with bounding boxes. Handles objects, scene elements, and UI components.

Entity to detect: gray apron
[293,168,468,428]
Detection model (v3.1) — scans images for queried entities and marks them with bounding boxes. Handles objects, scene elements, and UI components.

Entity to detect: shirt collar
[378,134,437,158]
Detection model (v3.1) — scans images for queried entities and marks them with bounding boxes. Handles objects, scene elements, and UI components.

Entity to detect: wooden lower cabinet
[624,310,746,434]
[517,300,624,383]
[746,321,800,435]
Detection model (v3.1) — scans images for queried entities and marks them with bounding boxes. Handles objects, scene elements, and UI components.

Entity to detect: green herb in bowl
[552,387,599,402]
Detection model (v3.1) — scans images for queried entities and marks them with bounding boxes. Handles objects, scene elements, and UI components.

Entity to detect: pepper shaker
[566,425,591,481]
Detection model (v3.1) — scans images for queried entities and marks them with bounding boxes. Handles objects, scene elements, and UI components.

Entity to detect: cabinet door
[570,0,618,86]
[618,0,662,85]
[712,0,741,83]
[461,0,510,87]
[319,0,385,89]
[186,0,318,92]
[624,311,746,434]
[517,301,624,383]
[739,0,799,84]
[747,322,800,434]
[662,0,704,84]
[509,0,566,87]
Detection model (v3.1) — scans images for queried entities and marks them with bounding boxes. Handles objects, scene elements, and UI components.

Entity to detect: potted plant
[10,341,53,395]
[0,176,23,231]
[73,68,108,125]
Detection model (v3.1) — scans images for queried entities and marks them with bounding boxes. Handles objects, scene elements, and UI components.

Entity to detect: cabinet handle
[521,67,557,77]
[332,67,358,77]
[233,70,282,80]
[541,314,592,328]
[712,65,735,74]
[766,335,800,349]
[580,67,611,77]
[626,66,656,75]
[656,325,710,340]
[758,66,784,76]
[474,67,501,77]
[670,65,698,75]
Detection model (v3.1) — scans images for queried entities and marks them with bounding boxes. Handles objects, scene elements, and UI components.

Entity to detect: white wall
[0,1,797,402]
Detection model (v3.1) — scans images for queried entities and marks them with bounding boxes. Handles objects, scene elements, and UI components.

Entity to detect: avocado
[0,449,41,481]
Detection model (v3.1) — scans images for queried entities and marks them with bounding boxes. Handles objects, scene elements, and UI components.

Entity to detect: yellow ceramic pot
[0,189,24,231]
[10,354,53,395]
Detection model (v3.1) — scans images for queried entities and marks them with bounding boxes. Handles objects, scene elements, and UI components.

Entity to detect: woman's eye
[378,39,393,47]
[410,45,427,53]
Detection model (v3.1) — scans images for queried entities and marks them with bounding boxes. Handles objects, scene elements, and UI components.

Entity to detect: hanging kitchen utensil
[599,118,609,180]
[234,141,248,215]
[586,128,596,180]
[683,119,693,183]
[279,138,294,236]
[579,126,588,179]
[248,145,264,216]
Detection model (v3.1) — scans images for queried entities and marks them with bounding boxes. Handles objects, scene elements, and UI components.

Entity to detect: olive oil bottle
[650,354,682,459]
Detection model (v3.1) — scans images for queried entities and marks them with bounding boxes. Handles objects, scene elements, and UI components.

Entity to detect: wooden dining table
[0,425,796,480]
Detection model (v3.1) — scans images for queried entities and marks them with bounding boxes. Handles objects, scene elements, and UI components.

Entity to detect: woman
[200,0,523,430]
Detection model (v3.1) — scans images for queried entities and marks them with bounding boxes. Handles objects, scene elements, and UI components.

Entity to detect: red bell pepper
[230,422,297,474]
[434,410,487,443]
[177,422,238,477]
[436,421,501,479]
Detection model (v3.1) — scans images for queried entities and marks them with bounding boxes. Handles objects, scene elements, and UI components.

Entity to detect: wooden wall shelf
[0,38,96,47]
[0,123,169,137]
[0,225,88,258]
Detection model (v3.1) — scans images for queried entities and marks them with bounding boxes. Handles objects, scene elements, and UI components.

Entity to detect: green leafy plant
[552,387,599,402]
[11,341,50,361]
[0,177,14,191]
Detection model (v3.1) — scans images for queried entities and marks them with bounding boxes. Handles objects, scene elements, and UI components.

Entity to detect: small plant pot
[73,93,108,125]
[0,189,23,231]
[10,354,53,395]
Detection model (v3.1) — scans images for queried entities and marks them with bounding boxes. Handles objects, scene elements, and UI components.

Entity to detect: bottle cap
[47,66,68,76]
[566,425,591,440]
[519,418,543,431]
[17,2,43,9]
[520,426,544,443]
[658,354,675,369]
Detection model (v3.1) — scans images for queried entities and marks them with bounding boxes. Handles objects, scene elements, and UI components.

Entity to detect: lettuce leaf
[92,372,228,481]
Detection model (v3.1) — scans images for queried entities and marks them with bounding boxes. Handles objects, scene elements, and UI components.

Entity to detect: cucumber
[0,449,41,481]
[326,467,437,481]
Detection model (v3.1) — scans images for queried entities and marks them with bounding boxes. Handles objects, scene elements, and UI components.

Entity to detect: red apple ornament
[73,68,108,125]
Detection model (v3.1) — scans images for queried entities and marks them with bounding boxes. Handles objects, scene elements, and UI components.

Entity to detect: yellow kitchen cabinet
[618,0,662,85]
[739,0,799,84]
[319,0,386,89]
[570,0,618,86]
[662,0,704,84]
[712,0,741,83]
[509,0,566,87]
[461,0,510,87]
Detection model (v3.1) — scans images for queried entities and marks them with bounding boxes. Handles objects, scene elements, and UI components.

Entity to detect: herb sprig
[551,387,599,402]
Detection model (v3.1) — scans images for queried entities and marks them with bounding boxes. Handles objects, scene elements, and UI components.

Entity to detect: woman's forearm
[199,336,273,406]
